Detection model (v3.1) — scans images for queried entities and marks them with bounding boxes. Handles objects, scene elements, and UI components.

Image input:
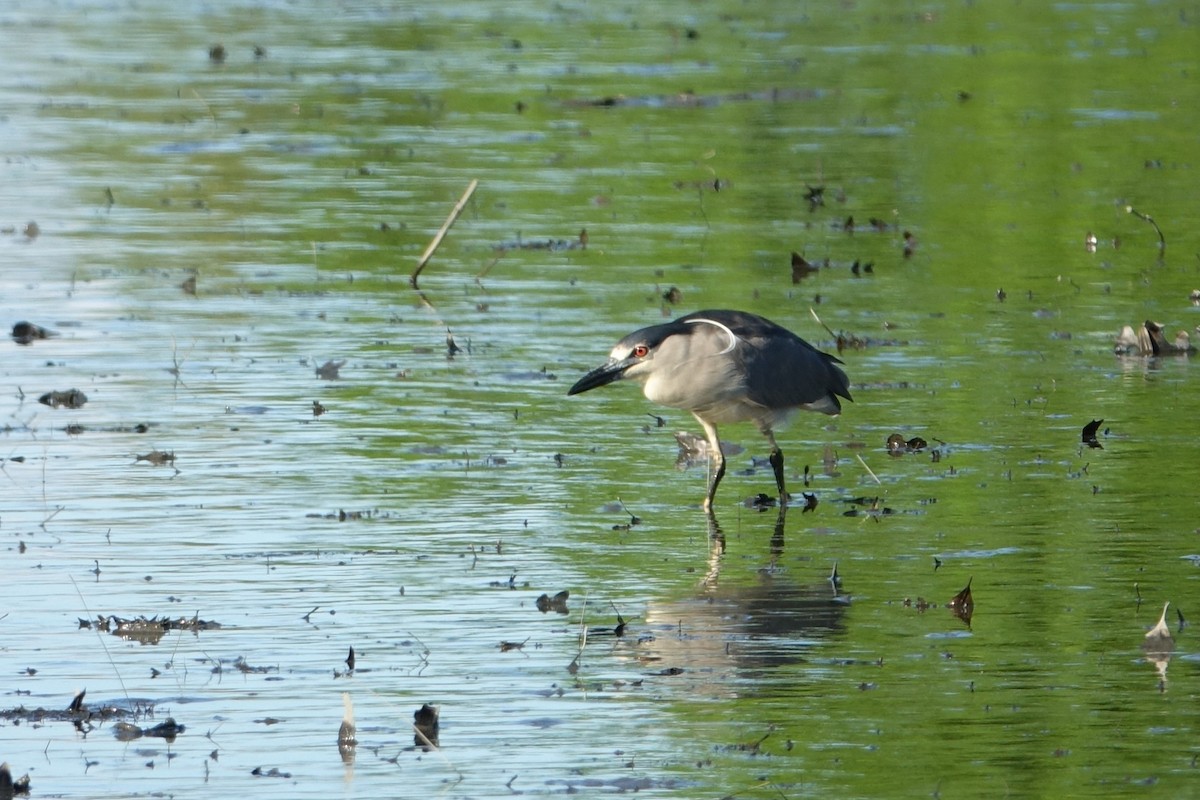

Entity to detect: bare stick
[1126,205,1165,253]
[410,180,478,289]
[856,453,882,486]
[809,307,837,340]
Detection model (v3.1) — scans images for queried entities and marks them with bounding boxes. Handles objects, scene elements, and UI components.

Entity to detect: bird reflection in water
[636,507,850,692]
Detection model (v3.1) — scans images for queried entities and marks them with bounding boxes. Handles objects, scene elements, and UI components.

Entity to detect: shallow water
[3,1,1200,798]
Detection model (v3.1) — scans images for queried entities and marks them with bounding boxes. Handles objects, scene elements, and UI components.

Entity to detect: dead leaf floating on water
[535,590,570,614]
[804,185,825,212]
[886,433,927,454]
[1143,602,1174,655]
[413,703,439,750]
[0,763,32,798]
[316,359,345,380]
[1082,419,1104,449]
[1114,320,1196,356]
[950,579,974,626]
[135,450,175,466]
[338,693,356,763]
[113,718,185,743]
[38,389,87,409]
[791,251,819,283]
[11,321,57,344]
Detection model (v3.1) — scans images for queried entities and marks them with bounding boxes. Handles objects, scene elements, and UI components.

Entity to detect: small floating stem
[1126,205,1165,253]
[410,179,478,289]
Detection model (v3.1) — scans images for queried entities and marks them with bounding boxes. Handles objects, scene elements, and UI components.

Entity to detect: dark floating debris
[135,450,176,466]
[1,690,132,729]
[79,613,221,645]
[564,87,821,110]
[791,251,819,283]
[535,590,570,614]
[886,433,927,454]
[0,762,32,797]
[312,400,327,417]
[842,496,894,518]
[950,579,974,626]
[903,578,974,626]
[11,321,57,345]
[498,637,530,653]
[338,693,356,763]
[801,491,818,513]
[1115,320,1196,356]
[492,230,587,252]
[251,767,292,779]
[345,646,356,671]
[413,703,439,750]
[113,717,185,743]
[38,389,87,409]
[749,492,777,510]
[316,359,345,380]
[1082,419,1104,449]
[804,184,825,212]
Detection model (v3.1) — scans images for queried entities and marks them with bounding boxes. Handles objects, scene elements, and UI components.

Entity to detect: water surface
[2,2,1199,798]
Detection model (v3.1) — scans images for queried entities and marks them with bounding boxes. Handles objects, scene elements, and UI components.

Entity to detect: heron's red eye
[633,344,649,358]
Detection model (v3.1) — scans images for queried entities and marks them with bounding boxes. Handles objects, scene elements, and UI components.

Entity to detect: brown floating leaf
[791,251,819,283]
[0,763,32,797]
[135,450,175,466]
[886,434,928,455]
[338,693,356,762]
[11,321,56,344]
[38,389,87,409]
[535,590,570,614]
[950,578,974,625]
[499,638,529,652]
[316,359,345,380]
[413,703,439,750]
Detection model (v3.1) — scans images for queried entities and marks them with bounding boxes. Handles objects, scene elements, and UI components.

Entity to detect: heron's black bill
[567,359,629,395]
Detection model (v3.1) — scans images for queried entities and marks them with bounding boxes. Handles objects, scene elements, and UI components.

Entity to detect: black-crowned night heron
[568,309,851,510]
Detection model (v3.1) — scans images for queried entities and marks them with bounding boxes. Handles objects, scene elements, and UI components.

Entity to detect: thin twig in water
[410,179,478,289]
[809,307,837,340]
[71,577,132,707]
[475,255,501,283]
[856,454,882,486]
[1127,205,1166,252]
